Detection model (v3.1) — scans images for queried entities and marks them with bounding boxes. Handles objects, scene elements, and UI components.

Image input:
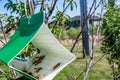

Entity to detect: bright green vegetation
[0,45,113,80]
[101,4,120,79]
[0,63,11,80]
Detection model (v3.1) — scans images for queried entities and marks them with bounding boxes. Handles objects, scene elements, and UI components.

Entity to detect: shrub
[101,5,120,79]
[67,27,80,39]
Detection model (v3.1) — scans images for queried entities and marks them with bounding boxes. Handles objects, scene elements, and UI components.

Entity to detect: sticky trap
[0,11,76,80]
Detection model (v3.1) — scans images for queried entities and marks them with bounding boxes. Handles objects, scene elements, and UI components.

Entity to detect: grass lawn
[53,45,113,80]
[0,45,113,80]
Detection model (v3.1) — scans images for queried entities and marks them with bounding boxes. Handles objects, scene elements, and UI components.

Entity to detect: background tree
[101,3,120,80]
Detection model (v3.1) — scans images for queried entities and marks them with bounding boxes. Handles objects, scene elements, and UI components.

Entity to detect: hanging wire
[0,20,7,44]
[24,0,32,16]
[24,0,35,15]
[28,0,34,14]
[24,0,35,24]
[24,0,28,17]
[24,0,30,24]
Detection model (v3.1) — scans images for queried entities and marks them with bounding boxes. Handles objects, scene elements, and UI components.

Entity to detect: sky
[0,0,120,18]
[0,0,100,16]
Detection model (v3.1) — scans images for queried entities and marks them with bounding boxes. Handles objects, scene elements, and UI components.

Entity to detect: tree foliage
[4,0,26,17]
[52,11,71,26]
[101,4,120,79]
[63,0,77,11]
[51,11,71,40]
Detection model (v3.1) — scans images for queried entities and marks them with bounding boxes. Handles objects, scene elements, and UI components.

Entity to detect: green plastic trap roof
[0,11,44,64]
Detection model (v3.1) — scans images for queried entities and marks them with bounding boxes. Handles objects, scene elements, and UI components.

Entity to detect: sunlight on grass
[54,45,113,80]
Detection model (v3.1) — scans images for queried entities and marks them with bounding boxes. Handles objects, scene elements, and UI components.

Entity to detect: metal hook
[28,16,31,24]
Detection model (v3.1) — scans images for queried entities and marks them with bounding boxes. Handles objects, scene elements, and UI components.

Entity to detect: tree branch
[0,68,5,74]
[83,57,93,80]
[51,0,74,33]
[47,0,58,21]
[70,0,101,52]
[70,0,96,52]
[0,20,7,44]
[40,0,45,11]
